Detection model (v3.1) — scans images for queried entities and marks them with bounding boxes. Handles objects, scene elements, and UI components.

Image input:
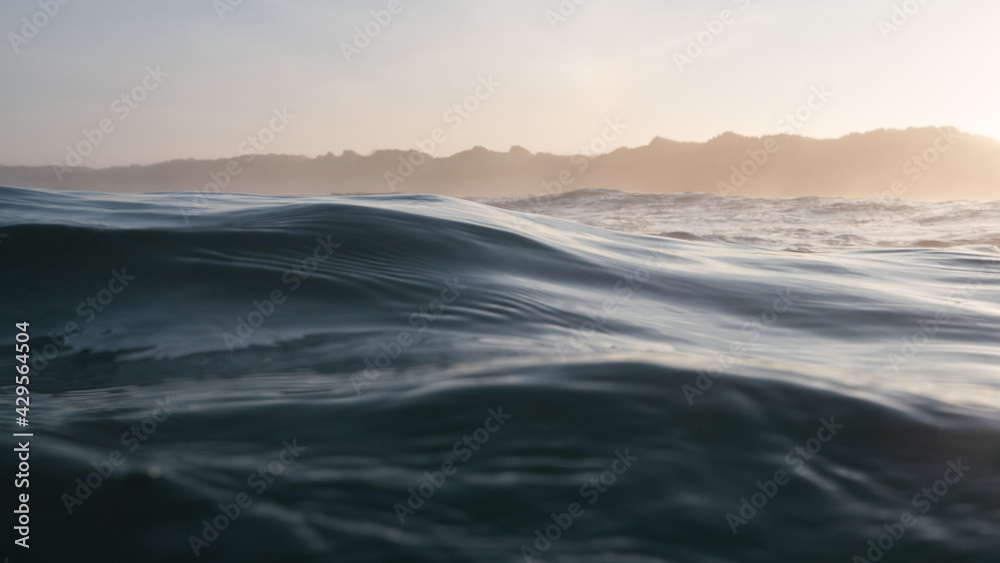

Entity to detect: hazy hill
[2,127,997,200]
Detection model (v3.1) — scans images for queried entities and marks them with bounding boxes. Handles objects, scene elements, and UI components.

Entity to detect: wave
[2,185,999,562]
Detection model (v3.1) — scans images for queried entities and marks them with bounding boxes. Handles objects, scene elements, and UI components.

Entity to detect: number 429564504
[15,322,30,426]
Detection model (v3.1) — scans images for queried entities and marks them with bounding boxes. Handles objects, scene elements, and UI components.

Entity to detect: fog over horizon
[11,126,1000,167]
[4,126,997,201]
[2,0,999,192]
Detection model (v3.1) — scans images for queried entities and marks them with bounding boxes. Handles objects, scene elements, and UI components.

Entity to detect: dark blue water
[1,185,999,562]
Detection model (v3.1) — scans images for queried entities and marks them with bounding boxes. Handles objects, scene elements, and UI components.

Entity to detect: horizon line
[0,125,992,171]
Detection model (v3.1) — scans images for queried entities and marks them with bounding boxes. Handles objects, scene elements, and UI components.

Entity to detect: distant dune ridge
[2,127,998,200]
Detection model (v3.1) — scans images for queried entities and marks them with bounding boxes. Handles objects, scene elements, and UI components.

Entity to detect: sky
[1,0,999,168]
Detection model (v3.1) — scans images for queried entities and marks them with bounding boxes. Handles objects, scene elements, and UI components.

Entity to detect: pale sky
[2,0,999,167]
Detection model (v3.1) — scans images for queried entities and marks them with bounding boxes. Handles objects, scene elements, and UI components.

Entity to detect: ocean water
[2,185,999,562]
